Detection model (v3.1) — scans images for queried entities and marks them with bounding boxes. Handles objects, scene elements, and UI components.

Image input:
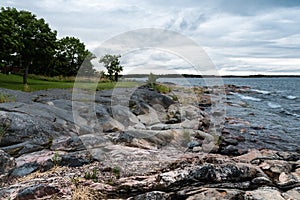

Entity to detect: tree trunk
[114,72,118,82]
[23,64,29,85]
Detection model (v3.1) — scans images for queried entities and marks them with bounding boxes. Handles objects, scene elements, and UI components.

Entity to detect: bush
[147,72,157,87]
[152,83,171,93]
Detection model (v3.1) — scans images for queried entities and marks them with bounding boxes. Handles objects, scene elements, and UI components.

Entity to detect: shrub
[147,72,157,87]
[152,84,171,93]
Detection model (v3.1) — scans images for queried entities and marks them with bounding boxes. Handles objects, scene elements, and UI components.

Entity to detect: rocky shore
[0,84,299,199]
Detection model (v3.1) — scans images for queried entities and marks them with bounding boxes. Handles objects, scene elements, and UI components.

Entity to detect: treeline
[0,7,95,84]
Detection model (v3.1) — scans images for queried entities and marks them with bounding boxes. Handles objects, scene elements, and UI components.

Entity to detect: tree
[0,8,19,71]
[53,36,95,76]
[99,54,123,81]
[0,7,57,84]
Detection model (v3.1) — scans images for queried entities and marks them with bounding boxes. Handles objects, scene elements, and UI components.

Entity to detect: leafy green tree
[0,7,57,84]
[54,36,95,76]
[0,8,19,70]
[99,54,123,81]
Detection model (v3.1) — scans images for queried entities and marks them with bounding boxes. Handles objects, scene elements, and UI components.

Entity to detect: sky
[2,0,300,75]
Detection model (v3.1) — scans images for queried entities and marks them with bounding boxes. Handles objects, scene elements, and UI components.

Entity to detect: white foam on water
[283,110,300,118]
[235,93,262,101]
[286,95,297,100]
[267,102,282,109]
[252,89,271,95]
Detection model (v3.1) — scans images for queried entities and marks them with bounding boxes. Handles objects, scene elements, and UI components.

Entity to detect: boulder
[180,105,203,120]
[167,104,181,123]
[180,119,199,129]
[50,136,85,152]
[15,184,60,200]
[277,171,300,189]
[11,162,40,177]
[111,105,140,127]
[151,104,168,123]
[244,187,285,200]
[131,86,175,109]
[59,153,90,167]
[130,101,150,115]
[220,145,248,156]
[0,109,63,148]
[186,188,244,200]
[282,187,300,200]
[14,150,59,167]
[137,106,161,126]
[159,163,259,188]
[100,117,125,132]
[1,141,44,157]
[258,160,292,179]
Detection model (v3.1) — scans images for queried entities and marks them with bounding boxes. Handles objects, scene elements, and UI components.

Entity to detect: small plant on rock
[182,129,191,146]
[0,119,10,141]
[146,73,171,93]
[84,168,98,182]
[112,166,121,179]
[0,93,15,103]
[52,152,62,166]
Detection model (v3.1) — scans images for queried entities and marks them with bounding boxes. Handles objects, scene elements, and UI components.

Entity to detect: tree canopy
[53,36,95,77]
[0,7,57,84]
[99,54,123,82]
[0,7,95,84]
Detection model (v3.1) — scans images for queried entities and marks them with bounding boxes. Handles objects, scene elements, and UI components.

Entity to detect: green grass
[0,93,15,103]
[0,73,140,92]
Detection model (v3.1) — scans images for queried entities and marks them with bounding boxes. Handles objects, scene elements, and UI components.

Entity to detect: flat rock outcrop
[0,85,299,199]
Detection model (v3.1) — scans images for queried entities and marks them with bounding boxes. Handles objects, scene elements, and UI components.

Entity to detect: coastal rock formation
[0,85,299,199]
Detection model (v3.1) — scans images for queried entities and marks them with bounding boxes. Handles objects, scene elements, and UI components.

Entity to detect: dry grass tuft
[71,185,98,200]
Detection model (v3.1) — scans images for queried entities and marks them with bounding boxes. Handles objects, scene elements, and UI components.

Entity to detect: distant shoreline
[122,74,300,78]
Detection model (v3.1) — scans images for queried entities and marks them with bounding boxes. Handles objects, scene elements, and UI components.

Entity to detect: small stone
[221,129,231,135]
[240,128,246,133]
[221,145,247,156]
[192,146,202,152]
[187,141,200,149]
[252,176,272,185]
[223,137,239,145]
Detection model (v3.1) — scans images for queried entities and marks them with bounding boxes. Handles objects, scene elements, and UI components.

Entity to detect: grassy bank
[0,73,140,91]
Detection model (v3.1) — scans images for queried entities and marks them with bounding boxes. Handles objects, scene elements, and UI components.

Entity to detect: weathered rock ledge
[0,85,299,199]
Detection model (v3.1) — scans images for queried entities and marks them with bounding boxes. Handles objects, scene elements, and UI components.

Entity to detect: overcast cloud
[2,0,300,75]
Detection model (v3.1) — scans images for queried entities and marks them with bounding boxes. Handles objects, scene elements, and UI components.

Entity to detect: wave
[252,89,271,95]
[285,95,297,100]
[267,102,282,109]
[235,93,262,101]
[281,110,300,118]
